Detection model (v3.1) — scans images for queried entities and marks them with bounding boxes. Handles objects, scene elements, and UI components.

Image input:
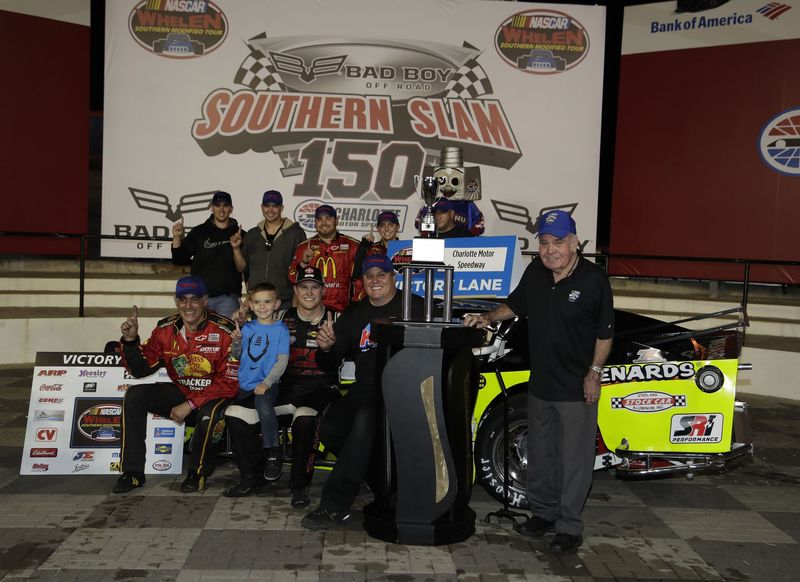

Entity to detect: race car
[466,301,753,508]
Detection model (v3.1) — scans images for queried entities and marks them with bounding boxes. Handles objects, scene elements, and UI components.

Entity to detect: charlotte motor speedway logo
[759,108,800,176]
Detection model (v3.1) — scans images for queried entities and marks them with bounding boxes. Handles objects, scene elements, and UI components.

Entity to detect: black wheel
[474,391,529,509]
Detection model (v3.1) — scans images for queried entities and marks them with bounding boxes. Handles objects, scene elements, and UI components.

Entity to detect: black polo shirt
[505,256,614,401]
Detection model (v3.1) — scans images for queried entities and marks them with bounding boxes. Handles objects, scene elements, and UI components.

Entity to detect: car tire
[474,391,530,509]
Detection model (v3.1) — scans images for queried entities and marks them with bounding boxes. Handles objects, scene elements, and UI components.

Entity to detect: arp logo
[670,414,723,444]
[38,369,67,376]
[35,428,58,442]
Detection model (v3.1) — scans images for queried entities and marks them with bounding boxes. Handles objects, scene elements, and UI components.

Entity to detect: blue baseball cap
[433,199,452,213]
[315,204,337,219]
[376,211,399,226]
[262,190,283,206]
[362,254,394,273]
[175,276,207,297]
[536,210,576,238]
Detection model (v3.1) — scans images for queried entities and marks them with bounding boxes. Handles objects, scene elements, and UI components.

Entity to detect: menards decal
[602,362,696,384]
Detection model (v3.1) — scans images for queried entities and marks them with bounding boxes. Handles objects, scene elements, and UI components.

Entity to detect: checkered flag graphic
[674,395,687,407]
[611,397,624,409]
[444,58,493,99]
[234,48,288,92]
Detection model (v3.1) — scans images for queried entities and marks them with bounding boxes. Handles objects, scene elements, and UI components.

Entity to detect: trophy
[413,174,443,238]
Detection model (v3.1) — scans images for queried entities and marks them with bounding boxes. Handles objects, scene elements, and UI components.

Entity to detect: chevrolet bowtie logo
[128,188,217,222]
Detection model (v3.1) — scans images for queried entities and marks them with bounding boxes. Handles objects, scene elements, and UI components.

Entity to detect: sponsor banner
[622,0,799,55]
[21,352,184,475]
[102,0,606,258]
[387,235,522,298]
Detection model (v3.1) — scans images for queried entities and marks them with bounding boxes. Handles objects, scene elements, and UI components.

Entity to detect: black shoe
[301,506,350,530]
[291,487,311,509]
[223,477,266,498]
[516,516,555,537]
[180,471,206,493]
[264,454,283,482]
[112,472,146,494]
[550,533,583,555]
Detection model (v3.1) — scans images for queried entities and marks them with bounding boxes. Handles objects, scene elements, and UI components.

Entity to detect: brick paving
[0,367,798,581]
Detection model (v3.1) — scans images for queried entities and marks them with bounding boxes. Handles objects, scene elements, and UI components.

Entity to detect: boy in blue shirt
[233,281,290,482]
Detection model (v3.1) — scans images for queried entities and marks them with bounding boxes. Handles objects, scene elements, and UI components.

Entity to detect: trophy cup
[414,174,442,238]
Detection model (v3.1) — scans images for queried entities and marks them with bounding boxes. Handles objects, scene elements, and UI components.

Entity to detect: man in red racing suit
[288,204,360,313]
[113,276,239,495]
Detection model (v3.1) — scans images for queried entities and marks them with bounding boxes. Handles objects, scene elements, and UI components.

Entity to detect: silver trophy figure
[413,174,443,238]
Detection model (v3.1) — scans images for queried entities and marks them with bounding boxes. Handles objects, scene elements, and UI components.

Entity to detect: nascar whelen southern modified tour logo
[494,9,590,74]
[128,0,228,58]
[190,33,522,233]
[759,107,800,176]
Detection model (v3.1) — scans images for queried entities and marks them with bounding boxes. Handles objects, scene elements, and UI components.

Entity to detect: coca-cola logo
[39,384,63,392]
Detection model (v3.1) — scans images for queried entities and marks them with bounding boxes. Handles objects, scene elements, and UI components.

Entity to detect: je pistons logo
[759,108,800,175]
[128,0,228,58]
[495,10,590,74]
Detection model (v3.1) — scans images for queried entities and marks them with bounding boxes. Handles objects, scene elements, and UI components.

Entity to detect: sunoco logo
[495,10,589,74]
[759,108,800,176]
[128,0,227,58]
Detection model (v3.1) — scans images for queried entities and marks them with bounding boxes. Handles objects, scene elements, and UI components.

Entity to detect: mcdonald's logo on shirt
[316,256,337,279]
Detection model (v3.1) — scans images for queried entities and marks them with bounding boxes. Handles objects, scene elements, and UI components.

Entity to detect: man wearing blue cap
[113,275,239,494]
[300,254,424,530]
[233,190,307,302]
[171,190,242,317]
[433,199,472,239]
[289,204,360,313]
[464,209,614,555]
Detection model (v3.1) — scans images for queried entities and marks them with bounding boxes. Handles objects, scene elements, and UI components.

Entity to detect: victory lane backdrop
[102,0,607,258]
[21,352,184,476]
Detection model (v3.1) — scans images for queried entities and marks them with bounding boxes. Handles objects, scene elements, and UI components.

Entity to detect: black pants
[120,382,228,476]
[226,396,322,489]
[319,389,377,513]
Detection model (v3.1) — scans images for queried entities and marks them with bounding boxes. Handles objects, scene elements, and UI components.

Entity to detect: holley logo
[128,0,228,58]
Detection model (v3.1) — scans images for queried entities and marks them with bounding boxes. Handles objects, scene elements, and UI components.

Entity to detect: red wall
[0,10,89,255]
[610,40,800,283]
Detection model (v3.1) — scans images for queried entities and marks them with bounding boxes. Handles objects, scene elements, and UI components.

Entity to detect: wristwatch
[590,365,603,374]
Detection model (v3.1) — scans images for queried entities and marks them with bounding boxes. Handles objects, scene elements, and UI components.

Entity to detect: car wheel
[474,391,529,509]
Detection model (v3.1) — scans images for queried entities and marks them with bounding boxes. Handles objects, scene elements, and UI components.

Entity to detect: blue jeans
[254,385,280,449]
[207,293,240,319]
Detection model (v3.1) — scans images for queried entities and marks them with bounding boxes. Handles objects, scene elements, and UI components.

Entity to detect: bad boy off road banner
[102,0,606,257]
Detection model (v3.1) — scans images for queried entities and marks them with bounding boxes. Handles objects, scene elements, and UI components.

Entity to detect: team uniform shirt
[316,292,424,397]
[237,320,290,390]
[505,256,614,401]
[288,233,360,313]
[120,310,239,408]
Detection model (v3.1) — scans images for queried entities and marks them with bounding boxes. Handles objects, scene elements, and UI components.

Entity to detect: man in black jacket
[171,190,242,317]
[301,254,423,530]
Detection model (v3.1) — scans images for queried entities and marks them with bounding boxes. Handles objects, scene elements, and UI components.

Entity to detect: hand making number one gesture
[121,305,139,342]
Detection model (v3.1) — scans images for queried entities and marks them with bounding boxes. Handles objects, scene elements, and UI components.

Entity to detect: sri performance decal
[611,391,687,413]
[128,0,227,58]
[759,108,800,175]
[670,413,724,443]
[602,362,696,384]
[495,10,590,74]
[191,36,521,216]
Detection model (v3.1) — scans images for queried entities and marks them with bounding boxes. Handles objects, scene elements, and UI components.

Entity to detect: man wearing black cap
[233,190,306,302]
[288,204,360,313]
[224,267,340,507]
[464,210,614,554]
[114,276,239,495]
[172,190,242,318]
[433,199,473,239]
[301,254,424,530]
